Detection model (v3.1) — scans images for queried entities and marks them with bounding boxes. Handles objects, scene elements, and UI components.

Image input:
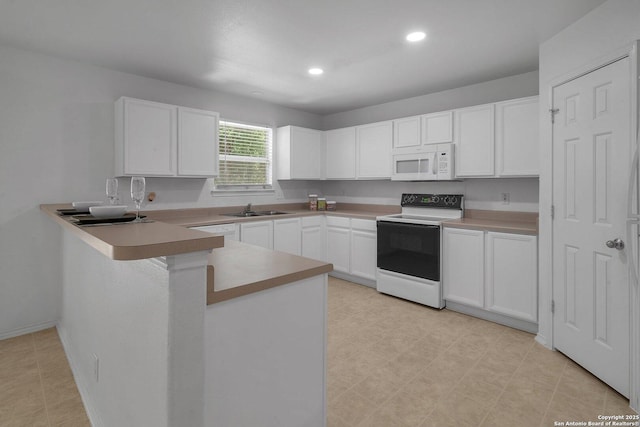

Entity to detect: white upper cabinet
[325,127,356,179]
[115,97,219,177]
[393,116,421,150]
[393,111,453,153]
[356,120,392,179]
[276,126,324,180]
[177,107,219,177]
[495,96,539,177]
[454,103,495,177]
[421,111,453,145]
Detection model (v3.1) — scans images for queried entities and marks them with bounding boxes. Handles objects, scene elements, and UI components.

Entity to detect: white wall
[322,71,539,129]
[0,44,322,338]
[537,0,640,348]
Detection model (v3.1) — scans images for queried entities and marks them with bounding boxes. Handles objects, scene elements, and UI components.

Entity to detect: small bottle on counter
[317,197,327,211]
[308,194,318,211]
[327,200,336,211]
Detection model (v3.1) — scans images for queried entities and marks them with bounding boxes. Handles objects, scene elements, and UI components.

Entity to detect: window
[215,121,273,189]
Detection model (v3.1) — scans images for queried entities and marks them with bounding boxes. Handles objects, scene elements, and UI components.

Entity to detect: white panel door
[325,127,356,179]
[177,107,219,177]
[552,57,631,397]
[443,227,485,307]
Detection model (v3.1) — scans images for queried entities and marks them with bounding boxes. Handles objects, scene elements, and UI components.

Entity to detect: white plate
[89,205,127,218]
[72,201,103,212]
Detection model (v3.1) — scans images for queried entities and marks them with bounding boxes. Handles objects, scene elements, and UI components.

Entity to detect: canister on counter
[308,194,318,211]
[317,197,327,211]
[327,201,336,211]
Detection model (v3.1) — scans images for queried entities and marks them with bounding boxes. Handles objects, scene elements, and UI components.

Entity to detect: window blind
[216,121,273,188]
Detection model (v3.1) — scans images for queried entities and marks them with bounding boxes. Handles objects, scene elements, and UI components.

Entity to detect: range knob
[450,196,457,205]
[444,196,451,205]
[432,195,440,203]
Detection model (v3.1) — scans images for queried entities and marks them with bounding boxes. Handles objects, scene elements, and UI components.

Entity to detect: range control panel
[400,193,464,209]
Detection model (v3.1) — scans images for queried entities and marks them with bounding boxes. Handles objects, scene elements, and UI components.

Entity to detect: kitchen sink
[222,211,288,217]
[222,212,261,217]
[254,210,288,216]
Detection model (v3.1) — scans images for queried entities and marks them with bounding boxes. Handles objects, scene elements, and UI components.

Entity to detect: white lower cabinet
[326,217,351,274]
[349,219,377,281]
[273,218,301,256]
[443,228,485,307]
[443,227,538,325]
[240,220,273,249]
[301,216,326,262]
[485,232,538,322]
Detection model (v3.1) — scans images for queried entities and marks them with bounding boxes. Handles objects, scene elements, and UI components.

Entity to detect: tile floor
[1,277,637,427]
[0,328,90,427]
[327,277,637,427]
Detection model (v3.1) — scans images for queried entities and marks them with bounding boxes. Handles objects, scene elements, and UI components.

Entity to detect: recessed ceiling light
[406,31,426,42]
[308,67,324,76]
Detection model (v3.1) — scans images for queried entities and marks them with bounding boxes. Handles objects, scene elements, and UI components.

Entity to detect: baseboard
[0,320,58,340]
[445,301,539,334]
[329,272,376,288]
[57,326,103,427]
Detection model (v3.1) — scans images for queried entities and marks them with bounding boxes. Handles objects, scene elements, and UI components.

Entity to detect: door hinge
[551,205,555,219]
[551,300,555,314]
[550,108,559,124]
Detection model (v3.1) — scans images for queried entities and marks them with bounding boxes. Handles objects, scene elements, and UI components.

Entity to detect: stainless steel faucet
[243,203,252,214]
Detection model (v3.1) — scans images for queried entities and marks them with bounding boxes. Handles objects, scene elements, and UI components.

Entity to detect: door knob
[606,238,625,250]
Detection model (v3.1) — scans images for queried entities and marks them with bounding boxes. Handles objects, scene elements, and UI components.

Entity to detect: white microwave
[391,143,454,181]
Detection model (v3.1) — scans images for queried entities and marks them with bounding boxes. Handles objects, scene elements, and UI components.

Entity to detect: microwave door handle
[432,153,437,175]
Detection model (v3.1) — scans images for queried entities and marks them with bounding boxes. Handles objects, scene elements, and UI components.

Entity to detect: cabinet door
[485,232,538,322]
[302,226,325,261]
[495,96,539,177]
[325,127,356,179]
[443,227,484,307]
[290,127,323,179]
[122,98,177,176]
[178,107,219,177]
[350,227,377,281]
[454,104,495,177]
[240,221,273,249]
[422,111,453,145]
[356,121,392,179]
[273,218,301,255]
[393,116,421,150]
[326,226,350,273]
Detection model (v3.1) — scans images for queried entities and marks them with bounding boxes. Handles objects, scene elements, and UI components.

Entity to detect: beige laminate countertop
[40,204,225,260]
[441,209,538,235]
[145,202,400,227]
[206,240,333,305]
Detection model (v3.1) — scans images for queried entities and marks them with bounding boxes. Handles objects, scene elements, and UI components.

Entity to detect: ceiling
[0,0,606,115]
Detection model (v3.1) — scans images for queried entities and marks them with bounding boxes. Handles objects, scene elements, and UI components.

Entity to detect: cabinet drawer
[302,215,324,228]
[350,218,376,232]
[325,216,350,228]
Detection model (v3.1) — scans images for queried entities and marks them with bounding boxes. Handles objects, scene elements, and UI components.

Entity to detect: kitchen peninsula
[40,204,332,427]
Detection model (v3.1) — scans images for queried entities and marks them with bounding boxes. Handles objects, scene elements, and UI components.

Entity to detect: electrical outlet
[501,192,510,204]
[93,353,100,383]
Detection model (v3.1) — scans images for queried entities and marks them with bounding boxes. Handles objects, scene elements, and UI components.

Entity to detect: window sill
[210,188,275,197]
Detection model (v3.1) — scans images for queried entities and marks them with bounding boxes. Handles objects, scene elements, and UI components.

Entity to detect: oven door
[377,221,440,281]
